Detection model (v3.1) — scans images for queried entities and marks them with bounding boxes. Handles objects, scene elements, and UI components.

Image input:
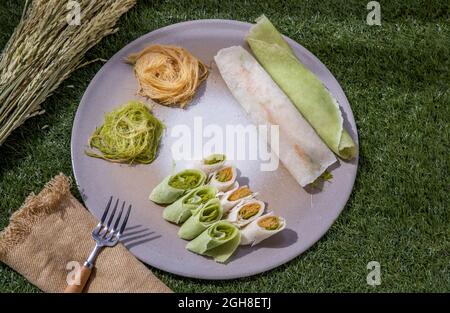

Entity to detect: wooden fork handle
[64,265,92,293]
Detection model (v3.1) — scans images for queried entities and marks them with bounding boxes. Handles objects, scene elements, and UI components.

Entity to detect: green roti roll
[246,15,356,160]
[178,198,223,240]
[162,185,218,224]
[149,169,206,204]
[186,220,241,263]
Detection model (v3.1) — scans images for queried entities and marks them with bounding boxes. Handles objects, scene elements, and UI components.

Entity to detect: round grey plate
[71,20,358,280]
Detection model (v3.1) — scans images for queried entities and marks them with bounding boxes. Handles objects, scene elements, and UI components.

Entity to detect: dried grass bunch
[0,0,136,145]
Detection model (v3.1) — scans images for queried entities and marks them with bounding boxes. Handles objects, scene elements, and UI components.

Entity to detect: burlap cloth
[0,174,171,293]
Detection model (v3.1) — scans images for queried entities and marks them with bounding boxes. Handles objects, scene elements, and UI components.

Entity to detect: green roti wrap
[178,198,223,240]
[162,185,218,224]
[186,220,241,263]
[246,15,356,159]
[149,169,206,204]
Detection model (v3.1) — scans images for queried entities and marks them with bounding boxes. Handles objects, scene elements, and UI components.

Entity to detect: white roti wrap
[216,181,238,198]
[208,166,237,192]
[226,199,265,228]
[194,154,227,175]
[240,212,286,246]
[219,183,257,213]
[214,46,337,187]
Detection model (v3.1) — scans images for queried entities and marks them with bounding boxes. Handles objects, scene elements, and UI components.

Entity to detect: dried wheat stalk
[0,0,136,145]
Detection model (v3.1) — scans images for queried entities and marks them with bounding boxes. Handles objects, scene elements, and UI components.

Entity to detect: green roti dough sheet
[246,15,356,159]
[149,169,206,204]
[163,185,218,224]
[186,220,241,263]
[178,198,223,240]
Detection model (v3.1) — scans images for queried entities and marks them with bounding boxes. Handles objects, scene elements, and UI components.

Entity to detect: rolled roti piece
[162,185,218,224]
[240,212,286,246]
[149,169,206,204]
[246,15,356,160]
[226,199,265,228]
[178,198,223,240]
[215,46,336,186]
[219,183,257,213]
[194,154,227,175]
[186,220,241,263]
[208,166,237,192]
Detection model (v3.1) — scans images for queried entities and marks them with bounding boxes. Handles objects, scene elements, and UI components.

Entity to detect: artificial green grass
[0,0,449,292]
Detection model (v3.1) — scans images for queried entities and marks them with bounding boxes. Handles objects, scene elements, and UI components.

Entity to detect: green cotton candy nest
[86,101,164,164]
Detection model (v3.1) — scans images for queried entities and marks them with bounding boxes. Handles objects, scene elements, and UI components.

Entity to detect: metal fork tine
[100,196,113,224]
[94,196,113,235]
[106,198,119,228]
[118,204,131,237]
[113,201,125,231]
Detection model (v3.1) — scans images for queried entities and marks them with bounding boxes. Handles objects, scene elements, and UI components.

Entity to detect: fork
[64,197,131,293]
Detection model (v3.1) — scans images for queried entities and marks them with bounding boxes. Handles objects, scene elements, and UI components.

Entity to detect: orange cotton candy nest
[127,44,208,108]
